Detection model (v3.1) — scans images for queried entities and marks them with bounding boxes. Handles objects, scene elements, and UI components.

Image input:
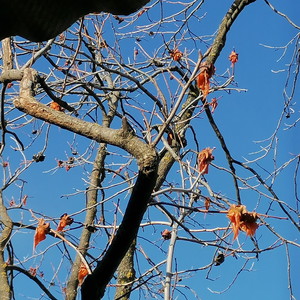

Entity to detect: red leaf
[57,213,74,231]
[161,229,172,240]
[209,97,218,113]
[34,219,50,248]
[197,148,215,174]
[229,50,238,67]
[227,204,258,240]
[197,63,215,98]
[50,101,63,112]
[170,49,183,61]
[78,264,89,285]
[204,197,211,211]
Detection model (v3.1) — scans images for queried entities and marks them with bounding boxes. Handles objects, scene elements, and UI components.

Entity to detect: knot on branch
[0,69,23,83]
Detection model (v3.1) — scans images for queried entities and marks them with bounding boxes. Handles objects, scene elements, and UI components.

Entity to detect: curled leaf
[197,148,215,174]
[170,49,183,61]
[161,229,172,240]
[197,63,215,98]
[229,50,238,67]
[167,132,174,146]
[227,204,258,240]
[204,197,211,211]
[57,213,74,231]
[34,219,50,248]
[209,97,218,113]
[50,101,63,112]
[32,152,45,162]
[78,264,89,285]
[214,252,225,266]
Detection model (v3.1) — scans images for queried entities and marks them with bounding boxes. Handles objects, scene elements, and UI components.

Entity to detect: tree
[0,0,299,299]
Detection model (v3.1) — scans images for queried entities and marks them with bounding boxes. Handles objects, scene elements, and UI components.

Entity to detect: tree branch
[6,265,58,300]
[13,67,158,300]
[0,190,13,300]
[13,68,157,172]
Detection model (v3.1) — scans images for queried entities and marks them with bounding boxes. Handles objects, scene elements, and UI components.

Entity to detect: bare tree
[0,0,299,299]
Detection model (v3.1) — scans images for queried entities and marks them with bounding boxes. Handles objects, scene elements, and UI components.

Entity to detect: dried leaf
[137,8,148,17]
[34,219,50,248]
[21,195,28,205]
[204,197,211,211]
[240,211,259,236]
[229,50,238,67]
[57,213,74,232]
[197,148,215,174]
[170,49,183,61]
[65,165,72,171]
[209,97,218,113]
[57,160,64,167]
[214,252,225,266]
[227,204,258,240]
[50,101,63,112]
[29,267,37,277]
[167,132,174,146]
[78,264,89,285]
[113,16,124,23]
[161,229,172,240]
[197,63,215,98]
[32,152,45,162]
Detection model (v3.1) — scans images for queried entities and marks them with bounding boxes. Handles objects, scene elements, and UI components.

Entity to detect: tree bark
[65,144,107,300]
[114,240,136,300]
[0,190,13,300]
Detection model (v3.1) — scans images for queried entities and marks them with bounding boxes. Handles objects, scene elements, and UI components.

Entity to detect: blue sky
[1,0,299,299]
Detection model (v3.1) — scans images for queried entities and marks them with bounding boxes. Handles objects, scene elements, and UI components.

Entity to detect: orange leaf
[197,71,210,97]
[204,197,211,211]
[57,213,74,232]
[240,211,259,236]
[161,229,172,240]
[78,264,89,285]
[137,8,148,17]
[197,63,215,98]
[50,101,63,112]
[229,50,238,67]
[227,205,258,240]
[197,147,215,174]
[34,219,50,248]
[240,220,259,236]
[209,97,218,113]
[167,132,174,146]
[170,49,183,61]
